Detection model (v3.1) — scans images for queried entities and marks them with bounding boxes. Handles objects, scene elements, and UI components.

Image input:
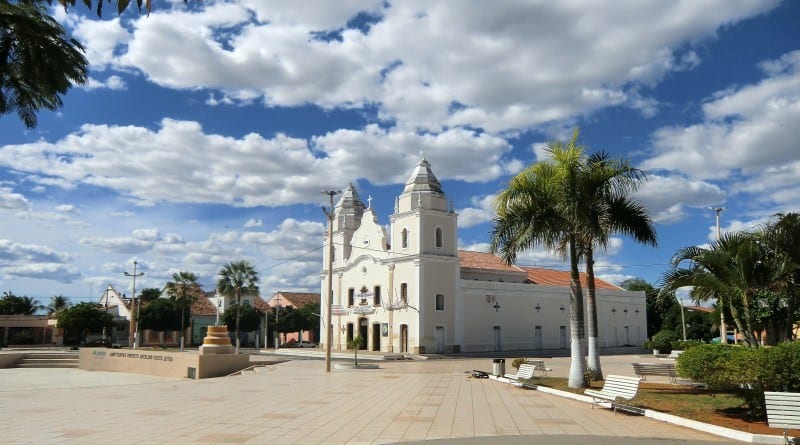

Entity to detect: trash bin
[492,358,505,376]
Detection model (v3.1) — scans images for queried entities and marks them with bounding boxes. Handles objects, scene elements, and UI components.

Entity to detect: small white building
[320,158,647,354]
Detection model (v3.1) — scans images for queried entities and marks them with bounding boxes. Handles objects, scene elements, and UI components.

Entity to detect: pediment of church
[350,208,388,256]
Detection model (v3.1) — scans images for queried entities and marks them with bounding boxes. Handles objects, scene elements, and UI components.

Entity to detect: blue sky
[1,0,798,306]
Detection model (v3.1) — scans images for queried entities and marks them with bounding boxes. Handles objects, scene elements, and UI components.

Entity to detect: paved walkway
[0,354,730,444]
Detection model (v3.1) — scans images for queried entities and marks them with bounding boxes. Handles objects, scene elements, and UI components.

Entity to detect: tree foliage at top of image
[23,0,195,17]
[47,294,70,315]
[0,1,87,128]
[0,291,44,315]
[138,287,162,302]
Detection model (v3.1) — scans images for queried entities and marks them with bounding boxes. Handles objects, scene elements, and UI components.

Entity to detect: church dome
[336,183,366,212]
[402,158,444,195]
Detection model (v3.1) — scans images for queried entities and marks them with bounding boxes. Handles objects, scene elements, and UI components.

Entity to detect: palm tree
[660,231,782,347]
[216,261,259,354]
[0,1,88,128]
[580,152,657,379]
[492,129,589,388]
[165,271,200,351]
[758,212,800,342]
[47,294,70,316]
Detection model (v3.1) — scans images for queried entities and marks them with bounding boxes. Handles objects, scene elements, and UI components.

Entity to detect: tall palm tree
[216,261,259,354]
[47,294,70,316]
[580,152,657,379]
[165,271,200,351]
[492,129,589,388]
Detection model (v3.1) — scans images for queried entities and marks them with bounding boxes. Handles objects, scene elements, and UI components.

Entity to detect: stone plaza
[0,352,737,444]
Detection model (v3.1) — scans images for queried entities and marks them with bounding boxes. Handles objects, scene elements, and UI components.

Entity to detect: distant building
[320,158,647,354]
[266,291,321,344]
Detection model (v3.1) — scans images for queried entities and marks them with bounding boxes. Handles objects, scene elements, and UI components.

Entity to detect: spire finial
[367,195,373,209]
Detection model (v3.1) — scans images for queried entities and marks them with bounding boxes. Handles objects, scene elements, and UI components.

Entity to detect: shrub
[670,340,704,351]
[511,357,525,370]
[760,341,800,392]
[651,329,678,353]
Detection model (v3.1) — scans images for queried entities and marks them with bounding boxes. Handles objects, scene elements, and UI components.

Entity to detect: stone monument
[199,325,235,355]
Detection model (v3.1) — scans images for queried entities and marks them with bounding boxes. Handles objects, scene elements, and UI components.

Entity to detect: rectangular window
[373,286,381,306]
[347,288,355,307]
[400,283,408,304]
[435,293,444,311]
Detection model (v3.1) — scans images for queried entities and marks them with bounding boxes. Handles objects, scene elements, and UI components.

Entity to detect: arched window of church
[400,283,407,304]
[401,228,408,249]
[435,227,443,248]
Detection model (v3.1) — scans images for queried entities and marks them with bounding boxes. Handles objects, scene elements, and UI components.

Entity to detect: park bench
[584,374,641,414]
[504,363,536,387]
[525,359,552,376]
[632,362,678,384]
[764,391,800,444]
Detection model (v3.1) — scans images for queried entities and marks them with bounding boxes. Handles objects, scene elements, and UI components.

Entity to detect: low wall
[0,353,23,368]
[79,348,250,379]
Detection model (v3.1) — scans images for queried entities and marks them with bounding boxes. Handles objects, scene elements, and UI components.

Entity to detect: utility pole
[322,189,340,372]
[124,261,144,349]
[709,206,727,344]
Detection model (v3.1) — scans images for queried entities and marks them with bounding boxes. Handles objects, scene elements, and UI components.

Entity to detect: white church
[320,159,647,354]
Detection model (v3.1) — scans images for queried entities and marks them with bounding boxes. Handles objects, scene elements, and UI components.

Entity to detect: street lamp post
[709,206,727,344]
[322,189,340,372]
[124,261,144,349]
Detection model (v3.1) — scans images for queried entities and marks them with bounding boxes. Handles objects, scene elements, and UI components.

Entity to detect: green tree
[217,260,259,354]
[492,130,587,387]
[223,303,261,346]
[138,287,162,302]
[579,150,656,379]
[0,291,43,315]
[57,302,113,343]
[347,335,362,365]
[620,278,675,337]
[47,294,69,316]
[138,298,182,337]
[492,129,657,387]
[164,271,199,351]
[660,231,786,347]
[759,212,800,342]
[0,1,88,128]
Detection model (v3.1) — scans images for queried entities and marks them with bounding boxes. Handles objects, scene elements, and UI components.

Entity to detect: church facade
[320,159,647,354]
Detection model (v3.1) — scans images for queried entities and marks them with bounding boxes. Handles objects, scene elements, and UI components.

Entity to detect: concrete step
[16,352,80,369]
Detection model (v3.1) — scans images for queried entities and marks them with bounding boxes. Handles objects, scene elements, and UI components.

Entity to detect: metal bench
[765,391,800,444]
[584,375,641,414]
[525,359,552,376]
[504,363,535,386]
[632,362,679,384]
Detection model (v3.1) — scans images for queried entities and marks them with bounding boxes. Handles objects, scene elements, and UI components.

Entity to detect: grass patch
[522,376,779,434]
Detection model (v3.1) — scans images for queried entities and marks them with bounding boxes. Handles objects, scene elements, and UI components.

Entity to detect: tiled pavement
[0,355,730,444]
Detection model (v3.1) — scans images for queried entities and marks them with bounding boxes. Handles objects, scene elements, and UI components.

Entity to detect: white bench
[525,359,552,376]
[584,375,641,414]
[632,362,678,384]
[765,391,800,444]
[504,363,535,386]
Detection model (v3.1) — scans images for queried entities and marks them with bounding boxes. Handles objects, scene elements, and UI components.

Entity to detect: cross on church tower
[367,195,372,209]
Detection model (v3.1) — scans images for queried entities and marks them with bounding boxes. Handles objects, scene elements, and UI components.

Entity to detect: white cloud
[82,75,127,91]
[458,195,496,228]
[0,120,510,208]
[72,2,779,133]
[243,218,263,228]
[635,175,726,224]
[0,187,31,211]
[643,50,800,180]
[0,240,79,283]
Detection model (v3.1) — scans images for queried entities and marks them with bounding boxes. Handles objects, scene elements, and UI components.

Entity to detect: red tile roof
[522,267,621,290]
[191,296,218,316]
[253,296,270,312]
[271,292,320,308]
[458,250,524,272]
